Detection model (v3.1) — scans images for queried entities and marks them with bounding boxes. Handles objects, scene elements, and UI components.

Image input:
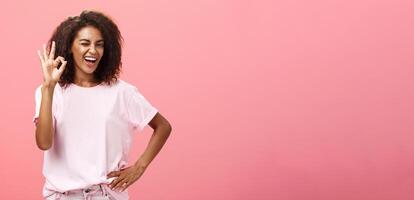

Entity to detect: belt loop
[55,192,63,200]
[83,187,90,200]
[100,184,108,196]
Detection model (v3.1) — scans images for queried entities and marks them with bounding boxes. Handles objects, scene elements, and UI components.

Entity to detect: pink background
[0,0,413,199]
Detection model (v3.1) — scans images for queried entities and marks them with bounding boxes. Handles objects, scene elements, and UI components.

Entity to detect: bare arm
[35,41,67,150]
[108,112,172,191]
[35,83,56,150]
[135,112,172,168]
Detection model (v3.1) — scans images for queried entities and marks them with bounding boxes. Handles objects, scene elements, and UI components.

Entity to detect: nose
[88,45,98,54]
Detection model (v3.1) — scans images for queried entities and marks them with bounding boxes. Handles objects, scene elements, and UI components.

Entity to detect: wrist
[42,81,57,90]
[134,158,150,169]
[42,82,57,90]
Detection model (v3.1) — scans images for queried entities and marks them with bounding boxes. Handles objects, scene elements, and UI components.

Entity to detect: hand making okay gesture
[37,41,67,84]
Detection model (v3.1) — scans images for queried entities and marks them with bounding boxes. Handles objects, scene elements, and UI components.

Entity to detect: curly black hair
[48,10,123,88]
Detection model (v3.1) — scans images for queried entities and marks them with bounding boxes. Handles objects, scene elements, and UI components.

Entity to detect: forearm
[134,124,172,168]
[35,83,56,150]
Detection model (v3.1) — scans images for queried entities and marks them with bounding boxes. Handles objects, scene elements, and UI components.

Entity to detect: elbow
[37,142,52,151]
[164,122,172,137]
[158,121,172,136]
[165,122,172,134]
[35,128,53,151]
[162,118,172,132]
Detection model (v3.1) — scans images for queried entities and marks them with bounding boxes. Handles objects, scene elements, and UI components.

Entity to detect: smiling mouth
[84,56,97,65]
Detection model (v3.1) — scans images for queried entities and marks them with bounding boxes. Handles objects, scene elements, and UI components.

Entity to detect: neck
[74,74,98,87]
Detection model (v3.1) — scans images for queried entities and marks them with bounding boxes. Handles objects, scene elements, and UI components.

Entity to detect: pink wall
[0,0,413,199]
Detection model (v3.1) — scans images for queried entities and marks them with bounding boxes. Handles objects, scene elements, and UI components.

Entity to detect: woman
[33,10,172,200]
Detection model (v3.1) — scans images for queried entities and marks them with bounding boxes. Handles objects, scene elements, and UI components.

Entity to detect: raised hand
[37,41,67,85]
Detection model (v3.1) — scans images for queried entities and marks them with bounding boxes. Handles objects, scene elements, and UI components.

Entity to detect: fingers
[37,50,44,65]
[54,56,65,63]
[109,175,122,189]
[120,180,133,192]
[108,170,123,189]
[54,56,67,75]
[49,41,56,60]
[39,42,62,63]
[42,44,47,60]
[107,168,138,192]
[58,59,67,75]
[58,60,68,74]
[52,56,62,68]
[107,170,121,178]
[110,176,130,192]
[117,179,130,192]
[38,43,66,81]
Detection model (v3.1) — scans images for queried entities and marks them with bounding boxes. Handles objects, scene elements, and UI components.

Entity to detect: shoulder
[115,79,151,104]
[115,79,140,93]
[116,79,134,88]
[35,83,62,94]
[34,83,62,103]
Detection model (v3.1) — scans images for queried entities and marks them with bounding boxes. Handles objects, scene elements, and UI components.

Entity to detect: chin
[82,66,97,74]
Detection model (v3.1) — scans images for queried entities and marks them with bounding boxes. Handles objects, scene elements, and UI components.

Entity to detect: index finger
[107,171,121,178]
[37,50,44,64]
[49,41,56,59]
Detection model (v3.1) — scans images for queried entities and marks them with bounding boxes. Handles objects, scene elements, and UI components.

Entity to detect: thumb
[57,60,67,75]
[107,170,121,178]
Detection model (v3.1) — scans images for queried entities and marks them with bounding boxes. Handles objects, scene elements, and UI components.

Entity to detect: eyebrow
[79,39,104,43]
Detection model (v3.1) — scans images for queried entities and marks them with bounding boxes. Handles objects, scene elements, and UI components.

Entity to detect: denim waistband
[45,183,129,200]
[50,183,109,200]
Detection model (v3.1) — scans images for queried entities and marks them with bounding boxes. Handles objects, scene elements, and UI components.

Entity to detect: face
[71,26,104,78]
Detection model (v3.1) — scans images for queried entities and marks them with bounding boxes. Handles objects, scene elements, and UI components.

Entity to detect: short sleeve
[33,85,56,128]
[126,86,158,131]
[33,86,41,124]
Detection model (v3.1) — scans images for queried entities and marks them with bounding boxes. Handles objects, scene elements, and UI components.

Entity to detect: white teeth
[85,57,97,61]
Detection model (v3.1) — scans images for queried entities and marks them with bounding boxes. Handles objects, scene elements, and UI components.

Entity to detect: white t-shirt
[33,79,158,198]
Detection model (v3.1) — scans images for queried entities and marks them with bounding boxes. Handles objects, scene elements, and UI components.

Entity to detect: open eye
[80,43,89,46]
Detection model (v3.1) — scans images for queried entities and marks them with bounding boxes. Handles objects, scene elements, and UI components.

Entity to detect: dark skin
[107,112,172,192]
[37,29,172,192]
